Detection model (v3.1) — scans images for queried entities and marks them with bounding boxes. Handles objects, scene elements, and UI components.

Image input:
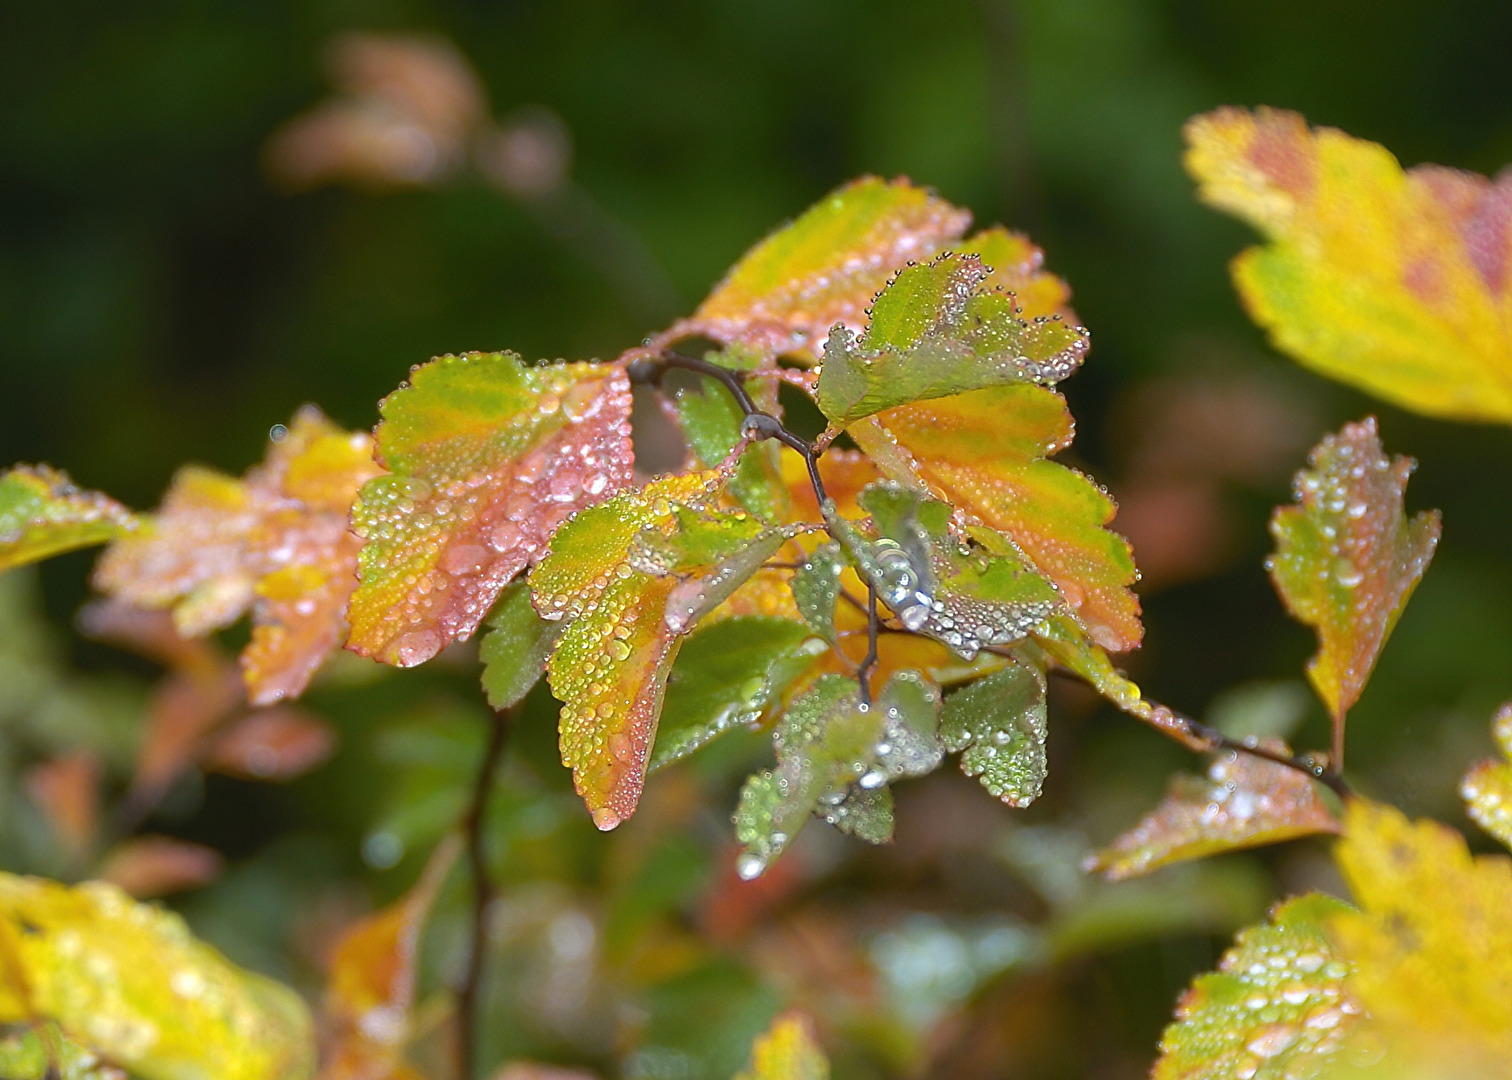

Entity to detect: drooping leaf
[321,836,458,1080]
[1152,892,1362,1080]
[825,481,1061,660]
[1267,417,1440,730]
[479,580,564,710]
[95,406,382,705]
[0,873,315,1080]
[851,383,1142,652]
[682,176,970,360]
[1087,742,1340,880]
[347,351,633,667]
[1460,702,1512,850]
[651,616,823,771]
[734,1012,829,1080]
[0,465,138,573]
[789,542,845,644]
[533,474,787,829]
[939,652,1048,806]
[815,253,1089,425]
[1186,106,1512,425]
[734,671,942,878]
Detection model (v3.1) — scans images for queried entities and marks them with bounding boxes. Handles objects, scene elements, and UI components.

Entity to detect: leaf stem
[858,585,879,705]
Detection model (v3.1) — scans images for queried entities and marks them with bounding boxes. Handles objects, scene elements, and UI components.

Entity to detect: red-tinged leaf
[491,1066,601,1080]
[347,351,633,667]
[24,752,100,856]
[95,406,382,705]
[1153,893,1363,1080]
[131,661,245,802]
[0,465,139,572]
[531,472,771,829]
[1186,106,1512,425]
[99,836,224,898]
[1461,702,1512,851]
[666,176,970,361]
[322,836,459,1079]
[851,383,1142,652]
[1267,418,1440,733]
[1087,741,1340,880]
[734,1012,829,1080]
[78,599,223,676]
[204,707,337,782]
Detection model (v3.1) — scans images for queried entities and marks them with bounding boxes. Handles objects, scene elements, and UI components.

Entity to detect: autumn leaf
[203,707,337,781]
[24,751,100,856]
[1186,106,1512,425]
[1460,702,1512,850]
[0,1023,128,1080]
[1152,892,1363,1080]
[95,406,381,705]
[734,1012,829,1080]
[98,836,225,898]
[939,652,1048,806]
[1267,418,1440,747]
[815,253,1088,425]
[1087,742,1340,880]
[347,351,633,667]
[851,385,1142,652]
[0,465,138,573]
[0,873,315,1080]
[957,227,1076,321]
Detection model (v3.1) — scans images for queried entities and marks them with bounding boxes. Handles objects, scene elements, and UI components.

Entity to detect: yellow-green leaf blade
[1460,702,1512,850]
[734,1012,829,1080]
[1267,417,1440,726]
[1185,106,1512,424]
[0,465,138,573]
[348,351,633,667]
[939,652,1048,807]
[0,873,315,1080]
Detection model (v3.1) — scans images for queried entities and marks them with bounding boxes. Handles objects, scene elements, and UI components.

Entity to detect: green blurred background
[3,2,1512,1078]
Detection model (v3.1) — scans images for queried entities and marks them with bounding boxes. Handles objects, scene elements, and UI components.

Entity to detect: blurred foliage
[4,2,1512,1079]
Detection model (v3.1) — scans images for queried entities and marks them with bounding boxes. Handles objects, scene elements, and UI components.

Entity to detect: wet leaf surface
[0,465,138,573]
[939,653,1048,806]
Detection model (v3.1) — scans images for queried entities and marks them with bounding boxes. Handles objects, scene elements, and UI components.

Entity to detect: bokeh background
[3,2,1512,1078]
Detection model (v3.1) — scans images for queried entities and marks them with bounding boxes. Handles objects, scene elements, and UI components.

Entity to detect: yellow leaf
[1460,702,1512,850]
[734,1012,828,1080]
[1186,106,1512,425]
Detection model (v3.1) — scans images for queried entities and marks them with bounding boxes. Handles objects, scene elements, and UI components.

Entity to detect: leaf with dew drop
[0,465,139,574]
[789,542,845,645]
[940,651,1048,807]
[347,351,633,667]
[1460,702,1512,851]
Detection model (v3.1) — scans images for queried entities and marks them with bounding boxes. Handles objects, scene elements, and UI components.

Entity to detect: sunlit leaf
[651,616,823,771]
[348,351,633,667]
[0,873,315,1080]
[95,406,382,705]
[816,253,1088,425]
[1087,742,1340,881]
[1460,702,1512,850]
[789,542,844,644]
[851,383,1142,652]
[1186,106,1512,425]
[734,671,942,878]
[0,465,138,573]
[733,1012,828,1080]
[479,580,564,710]
[1153,892,1362,1080]
[939,652,1048,806]
[1267,417,1440,730]
[825,482,1061,659]
[684,176,970,361]
[321,837,458,1080]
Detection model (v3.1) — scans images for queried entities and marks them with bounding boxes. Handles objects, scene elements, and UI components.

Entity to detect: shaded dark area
[3,1,1512,1077]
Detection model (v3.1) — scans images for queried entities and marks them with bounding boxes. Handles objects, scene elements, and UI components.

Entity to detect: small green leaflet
[789,542,844,644]
[674,349,790,524]
[939,653,1048,807]
[478,580,563,710]
[0,465,138,573]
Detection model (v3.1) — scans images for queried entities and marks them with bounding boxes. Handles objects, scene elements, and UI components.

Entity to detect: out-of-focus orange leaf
[347,352,633,668]
[1087,742,1340,880]
[204,707,338,782]
[131,661,245,803]
[95,406,382,705]
[851,383,1141,652]
[24,752,100,856]
[78,599,222,676]
[320,836,458,1080]
[734,1012,829,1080]
[1460,702,1512,851]
[1267,418,1440,739]
[1187,106,1512,425]
[490,1066,600,1080]
[0,464,138,573]
[99,836,224,898]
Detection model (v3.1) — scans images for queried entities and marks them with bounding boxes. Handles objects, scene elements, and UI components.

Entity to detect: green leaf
[816,254,1090,425]
[940,653,1048,807]
[674,352,791,524]
[651,616,823,771]
[789,542,845,644]
[0,465,138,574]
[478,580,563,710]
[0,1024,123,1080]
[348,351,634,667]
[0,873,315,1080]
[823,785,894,844]
[1153,893,1360,1080]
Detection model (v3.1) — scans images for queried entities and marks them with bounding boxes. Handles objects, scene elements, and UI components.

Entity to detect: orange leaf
[204,707,337,782]
[99,836,224,898]
[24,752,100,856]
[347,352,633,667]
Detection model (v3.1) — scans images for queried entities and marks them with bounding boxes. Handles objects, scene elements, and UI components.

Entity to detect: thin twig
[457,707,514,1080]
[858,586,880,705]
